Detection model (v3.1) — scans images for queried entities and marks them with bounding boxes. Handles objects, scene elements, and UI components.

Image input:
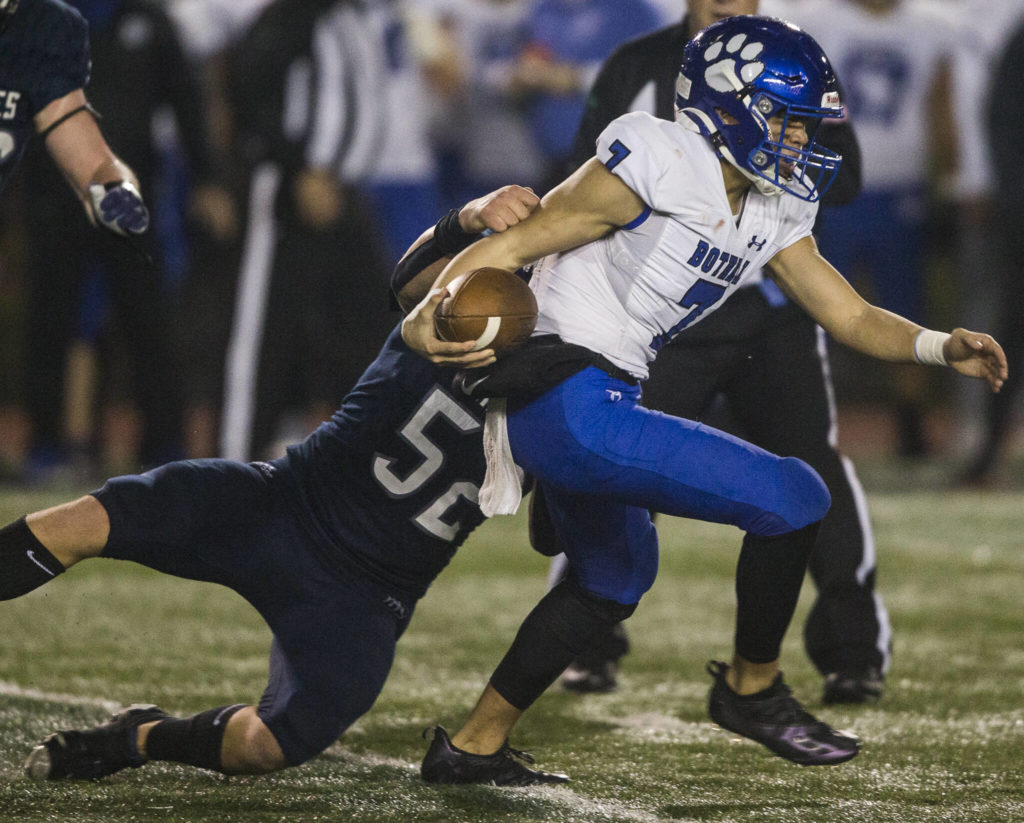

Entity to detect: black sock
[734,521,821,663]
[145,704,247,772]
[0,517,65,601]
[489,580,637,710]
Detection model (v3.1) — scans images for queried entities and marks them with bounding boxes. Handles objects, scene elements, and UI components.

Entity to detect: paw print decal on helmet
[674,15,844,203]
[703,33,766,94]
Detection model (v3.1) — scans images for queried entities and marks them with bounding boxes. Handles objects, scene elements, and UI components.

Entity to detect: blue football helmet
[675,15,844,202]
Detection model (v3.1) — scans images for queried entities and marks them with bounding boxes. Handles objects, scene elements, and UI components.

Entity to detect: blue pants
[508,367,830,604]
[94,459,413,766]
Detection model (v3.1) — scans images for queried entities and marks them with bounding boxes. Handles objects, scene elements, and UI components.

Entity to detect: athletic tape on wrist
[913,329,951,366]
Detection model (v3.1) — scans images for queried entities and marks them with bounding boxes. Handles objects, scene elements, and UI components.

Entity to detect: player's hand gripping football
[402,287,498,368]
[944,328,1008,392]
[402,185,540,367]
[88,180,150,236]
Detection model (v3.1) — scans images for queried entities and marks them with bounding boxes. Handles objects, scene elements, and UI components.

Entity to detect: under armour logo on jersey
[702,32,765,93]
[606,390,622,402]
[748,235,767,251]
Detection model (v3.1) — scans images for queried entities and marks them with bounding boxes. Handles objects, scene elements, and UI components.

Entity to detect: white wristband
[913,329,951,366]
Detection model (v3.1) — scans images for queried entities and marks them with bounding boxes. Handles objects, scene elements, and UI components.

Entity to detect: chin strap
[677,107,784,197]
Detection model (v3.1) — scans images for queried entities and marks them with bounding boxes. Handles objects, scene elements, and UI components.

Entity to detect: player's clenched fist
[88,180,150,236]
[459,185,540,235]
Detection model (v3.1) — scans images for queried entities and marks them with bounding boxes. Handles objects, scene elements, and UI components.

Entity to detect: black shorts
[94,458,414,765]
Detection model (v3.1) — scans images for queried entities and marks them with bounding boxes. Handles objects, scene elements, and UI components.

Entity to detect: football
[434,267,538,355]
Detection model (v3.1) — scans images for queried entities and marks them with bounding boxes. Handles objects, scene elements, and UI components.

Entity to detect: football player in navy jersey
[0,0,148,234]
[403,16,1006,777]
[2,185,572,787]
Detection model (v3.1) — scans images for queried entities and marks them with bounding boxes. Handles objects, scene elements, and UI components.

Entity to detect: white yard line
[0,680,120,713]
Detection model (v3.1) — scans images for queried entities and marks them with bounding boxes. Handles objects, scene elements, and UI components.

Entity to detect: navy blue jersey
[283,325,489,601]
[0,0,90,194]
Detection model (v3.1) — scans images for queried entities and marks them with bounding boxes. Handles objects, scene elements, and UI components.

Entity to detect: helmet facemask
[740,92,842,200]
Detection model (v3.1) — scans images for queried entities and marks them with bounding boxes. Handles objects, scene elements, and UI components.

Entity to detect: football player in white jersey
[549,0,888,707]
[403,16,1006,777]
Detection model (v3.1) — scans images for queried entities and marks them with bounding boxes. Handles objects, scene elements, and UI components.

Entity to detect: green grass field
[0,474,1022,823]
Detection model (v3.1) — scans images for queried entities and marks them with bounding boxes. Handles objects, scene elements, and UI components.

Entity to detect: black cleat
[561,658,619,694]
[420,725,569,786]
[823,668,884,705]
[24,704,169,780]
[707,661,859,766]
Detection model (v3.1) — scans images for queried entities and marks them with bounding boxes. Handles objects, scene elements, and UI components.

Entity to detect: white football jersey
[531,112,817,379]
[787,0,957,189]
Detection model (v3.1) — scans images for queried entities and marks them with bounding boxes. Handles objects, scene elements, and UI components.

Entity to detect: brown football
[434,267,538,355]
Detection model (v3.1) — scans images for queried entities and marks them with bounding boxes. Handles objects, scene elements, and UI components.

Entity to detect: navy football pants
[94,458,412,766]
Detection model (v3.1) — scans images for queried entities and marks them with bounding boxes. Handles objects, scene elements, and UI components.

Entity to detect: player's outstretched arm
[35,89,149,236]
[769,236,1008,393]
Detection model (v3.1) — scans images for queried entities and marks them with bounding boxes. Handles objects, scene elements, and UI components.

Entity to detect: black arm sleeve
[390,237,450,299]
[389,211,484,307]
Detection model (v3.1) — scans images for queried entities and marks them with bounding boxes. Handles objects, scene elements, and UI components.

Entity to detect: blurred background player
[415,0,665,208]
[218,0,394,461]
[163,0,272,460]
[359,0,446,268]
[792,0,958,458]
[415,0,547,205]
[544,0,890,705]
[15,0,233,480]
[947,0,1024,486]
[0,0,151,477]
[508,0,663,190]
